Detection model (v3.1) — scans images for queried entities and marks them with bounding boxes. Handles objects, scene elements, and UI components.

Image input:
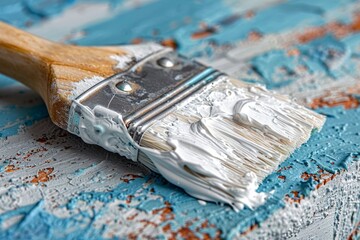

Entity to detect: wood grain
[0,22,131,129]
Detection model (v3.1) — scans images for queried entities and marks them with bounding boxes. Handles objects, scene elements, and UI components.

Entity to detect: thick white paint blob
[70,76,325,211]
[74,103,138,160]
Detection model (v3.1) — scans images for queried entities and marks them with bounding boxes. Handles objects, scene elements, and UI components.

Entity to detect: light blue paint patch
[0,106,359,239]
[75,0,232,55]
[250,35,358,89]
[342,32,360,59]
[0,104,48,138]
[251,50,299,88]
[0,75,18,88]
[137,199,164,212]
[24,0,76,18]
[0,0,73,27]
[197,0,356,49]
[0,0,40,28]
[75,0,357,56]
[74,163,97,176]
[0,0,121,28]
[299,35,351,78]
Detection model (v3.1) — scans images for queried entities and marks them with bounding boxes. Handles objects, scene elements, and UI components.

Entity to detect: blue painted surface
[0,104,48,138]
[251,35,355,89]
[0,0,360,239]
[75,0,356,56]
[0,106,359,239]
[0,77,48,138]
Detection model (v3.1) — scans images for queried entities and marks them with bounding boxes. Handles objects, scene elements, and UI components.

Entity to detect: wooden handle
[0,21,134,129]
[0,22,53,99]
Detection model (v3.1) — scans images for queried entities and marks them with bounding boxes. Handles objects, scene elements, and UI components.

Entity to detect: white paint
[70,75,325,210]
[73,102,139,161]
[27,0,156,42]
[67,43,164,101]
[0,119,167,238]
[243,161,360,239]
[141,76,325,210]
[70,76,104,100]
[110,43,165,70]
[0,118,149,212]
[28,3,110,41]
[198,200,207,206]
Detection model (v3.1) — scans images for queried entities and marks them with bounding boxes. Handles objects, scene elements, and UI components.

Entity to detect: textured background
[0,0,359,239]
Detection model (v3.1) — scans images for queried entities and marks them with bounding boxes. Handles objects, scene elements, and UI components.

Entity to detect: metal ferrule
[72,48,224,144]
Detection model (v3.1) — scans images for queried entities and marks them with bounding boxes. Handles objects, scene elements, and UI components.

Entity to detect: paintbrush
[0,22,325,210]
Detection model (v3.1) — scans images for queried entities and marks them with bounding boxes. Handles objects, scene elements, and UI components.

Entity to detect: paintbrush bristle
[138,76,325,210]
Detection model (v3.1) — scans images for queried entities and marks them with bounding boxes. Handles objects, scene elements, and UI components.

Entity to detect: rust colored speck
[131,38,143,44]
[191,26,217,39]
[347,220,360,240]
[177,227,199,240]
[301,172,320,181]
[152,204,174,221]
[277,165,293,173]
[128,233,137,240]
[120,174,142,183]
[298,27,327,43]
[292,191,299,198]
[310,93,360,110]
[203,233,212,240]
[5,165,20,172]
[23,147,48,160]
[139,219,157,228]
[31,167,54,184]
[162,223,171,232]
[161,39,178,49]
[36,136,48,143]
[201,220,209,229]
[126,213,139,221]
[278,175,286,181]
[297,13,360,44]
[248,31,262,41]
[350,14,360,31]
[244,10,255,19]
[126,195,134,204]
[287,48,300,56]
[240,224,259,237]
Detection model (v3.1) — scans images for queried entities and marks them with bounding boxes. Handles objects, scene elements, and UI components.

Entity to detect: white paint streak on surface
[0,119,152,226]
[27,0,157,42]
[28,3,110,41]
[243,161,360,239]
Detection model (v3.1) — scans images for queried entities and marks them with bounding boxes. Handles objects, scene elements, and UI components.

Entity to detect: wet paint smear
[0,0,360,239]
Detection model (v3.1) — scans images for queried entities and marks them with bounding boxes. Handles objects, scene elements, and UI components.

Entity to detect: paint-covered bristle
[139,76,325,210]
